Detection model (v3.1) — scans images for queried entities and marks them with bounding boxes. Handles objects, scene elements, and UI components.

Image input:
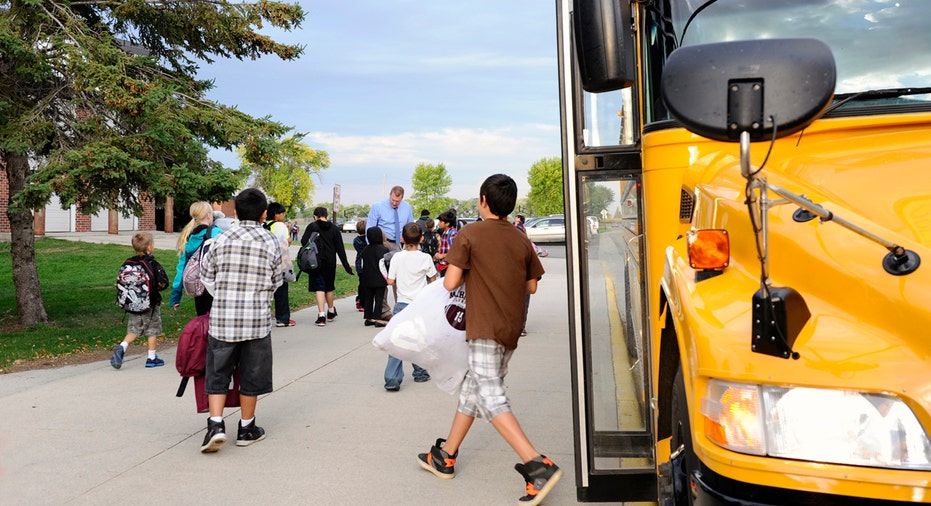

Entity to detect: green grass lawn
[0,238,357,372]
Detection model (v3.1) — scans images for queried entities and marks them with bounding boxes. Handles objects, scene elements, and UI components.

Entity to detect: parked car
[586,215,599,235]
[458,217,478,229]
[525,215,566,243]
[342,219,358,233]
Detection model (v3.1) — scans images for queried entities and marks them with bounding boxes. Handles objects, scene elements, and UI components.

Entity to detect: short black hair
[235,188,267,222]
[437,210,457,225]
[267,202,285,217]
[420,209,430,217]
[314,206,328,218]
[401,222,423,245]
[480,174,517,218]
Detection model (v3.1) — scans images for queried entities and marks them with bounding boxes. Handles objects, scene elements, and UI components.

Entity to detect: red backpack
[175,314,210,383]
[174,314,241,413]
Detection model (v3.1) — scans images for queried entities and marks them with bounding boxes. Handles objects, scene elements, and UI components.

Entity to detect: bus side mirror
[661,38,836,142]
[572,0,635,93]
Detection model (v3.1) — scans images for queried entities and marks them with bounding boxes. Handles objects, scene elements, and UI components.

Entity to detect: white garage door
[45,195,73,232]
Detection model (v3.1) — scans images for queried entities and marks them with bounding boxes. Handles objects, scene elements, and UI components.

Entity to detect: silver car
[525,215,566,243]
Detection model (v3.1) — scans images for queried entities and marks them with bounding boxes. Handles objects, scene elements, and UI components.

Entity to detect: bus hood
[684,115,931,380]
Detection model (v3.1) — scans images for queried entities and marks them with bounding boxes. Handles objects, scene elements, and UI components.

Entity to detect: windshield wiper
[826,87,931,113]
[678,0,719,47]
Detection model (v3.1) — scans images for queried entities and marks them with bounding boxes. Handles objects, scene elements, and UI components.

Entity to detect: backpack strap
[176,376,190,397]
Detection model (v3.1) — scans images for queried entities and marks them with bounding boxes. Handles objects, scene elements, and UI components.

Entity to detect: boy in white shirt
[384,222,438,390]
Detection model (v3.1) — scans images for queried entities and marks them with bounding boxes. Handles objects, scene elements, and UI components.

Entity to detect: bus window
[579,173,650,471]
[582,88,636,147]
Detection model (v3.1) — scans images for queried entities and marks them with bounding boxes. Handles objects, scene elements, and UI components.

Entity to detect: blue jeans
[384,302,429,387]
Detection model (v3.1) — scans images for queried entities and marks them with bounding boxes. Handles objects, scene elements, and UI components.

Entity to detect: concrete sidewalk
[1,233,614,505]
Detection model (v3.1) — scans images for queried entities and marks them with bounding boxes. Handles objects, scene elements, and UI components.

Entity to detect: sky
[199,0,561,207]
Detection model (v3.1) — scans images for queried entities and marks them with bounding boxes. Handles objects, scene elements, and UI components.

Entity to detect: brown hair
[401,222,423,245]
[132,232,154,255]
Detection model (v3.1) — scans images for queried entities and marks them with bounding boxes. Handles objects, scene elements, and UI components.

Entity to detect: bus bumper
[689,465,916,506]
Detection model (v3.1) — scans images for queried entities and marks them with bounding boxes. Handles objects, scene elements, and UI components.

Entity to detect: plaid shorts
[457,339,514,420]
[126,306,162,338]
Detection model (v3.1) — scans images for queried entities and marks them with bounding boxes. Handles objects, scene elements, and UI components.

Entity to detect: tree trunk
[3,151,49,326]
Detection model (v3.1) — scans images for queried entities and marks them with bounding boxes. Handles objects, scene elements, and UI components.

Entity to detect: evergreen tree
[1,0,305,326]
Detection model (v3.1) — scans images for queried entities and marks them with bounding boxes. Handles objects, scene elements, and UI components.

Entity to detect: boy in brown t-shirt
[416,174,560,505]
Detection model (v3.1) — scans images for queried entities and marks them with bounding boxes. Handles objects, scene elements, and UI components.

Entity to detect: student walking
[416,174,560,505]
[169,201,224,315]
[433,210,457,277]
[301,207,354,326]
[360,227,389,328]
[267,202,295,327]
[384,222,437,390]
[112,232,170,369]
[353,219,368,312]
[197,188,284,453]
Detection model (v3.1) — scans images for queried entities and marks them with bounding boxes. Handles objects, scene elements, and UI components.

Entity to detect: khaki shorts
[126,306,162,337]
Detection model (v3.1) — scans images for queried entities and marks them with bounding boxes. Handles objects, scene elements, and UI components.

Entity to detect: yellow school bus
[557,1,931,503]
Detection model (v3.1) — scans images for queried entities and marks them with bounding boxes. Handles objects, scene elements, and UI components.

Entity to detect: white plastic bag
[373,281,468,394]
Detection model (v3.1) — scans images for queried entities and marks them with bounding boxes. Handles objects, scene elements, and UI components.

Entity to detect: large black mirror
[572,0,635,93]
[662,38,836,142]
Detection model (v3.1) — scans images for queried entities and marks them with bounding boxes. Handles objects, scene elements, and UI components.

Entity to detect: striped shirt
[200,221,283,342]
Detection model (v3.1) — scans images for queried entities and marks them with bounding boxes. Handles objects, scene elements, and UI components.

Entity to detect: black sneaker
[236,419,266,447]
[417,438,457,480]
[110,344,124,369]
[515,455,562,505]
[327,308,338,321]
[315,315,326,326]
[200,419,227,453]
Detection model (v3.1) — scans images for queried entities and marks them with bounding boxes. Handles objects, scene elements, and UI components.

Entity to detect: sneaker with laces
[315,315,326,326]
[110,345,124,370]
[275,319,296,327]
[145,356,165,368]
[327,308,338,321]
[200,419,227,453]
[417,438,457,480]
[236,419,266,447]
[515,455,563,506]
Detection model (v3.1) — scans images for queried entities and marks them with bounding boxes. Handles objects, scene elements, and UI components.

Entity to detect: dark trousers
[362,285,385,321]
[273,283,290,323]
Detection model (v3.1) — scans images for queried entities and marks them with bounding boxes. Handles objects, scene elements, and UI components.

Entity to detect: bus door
[558,1,654,501]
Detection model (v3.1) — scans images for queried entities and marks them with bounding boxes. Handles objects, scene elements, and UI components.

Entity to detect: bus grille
[680,188,694,222]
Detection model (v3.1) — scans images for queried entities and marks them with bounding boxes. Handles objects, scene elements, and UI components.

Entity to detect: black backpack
[421,230,438,258]
[295,231,320,280]
[116,258,153,313]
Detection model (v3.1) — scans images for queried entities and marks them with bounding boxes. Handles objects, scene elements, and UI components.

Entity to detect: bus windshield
[669,0,931,107]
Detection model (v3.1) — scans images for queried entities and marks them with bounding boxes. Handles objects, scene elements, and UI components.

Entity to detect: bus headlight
[701,380,931,470]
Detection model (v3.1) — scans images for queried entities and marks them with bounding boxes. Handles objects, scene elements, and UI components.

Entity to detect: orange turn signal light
[687,229,729,270]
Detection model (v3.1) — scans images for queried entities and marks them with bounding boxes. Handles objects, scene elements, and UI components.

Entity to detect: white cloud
[303,124,559,205]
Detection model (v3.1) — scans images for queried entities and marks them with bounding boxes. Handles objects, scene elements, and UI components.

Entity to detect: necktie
[393,207,401,245]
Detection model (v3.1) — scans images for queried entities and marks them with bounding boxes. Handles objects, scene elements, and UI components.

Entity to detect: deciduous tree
[1,0,305,326]
[527,156,564,216]
[239,135,328,215]
[409,162,453,217]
